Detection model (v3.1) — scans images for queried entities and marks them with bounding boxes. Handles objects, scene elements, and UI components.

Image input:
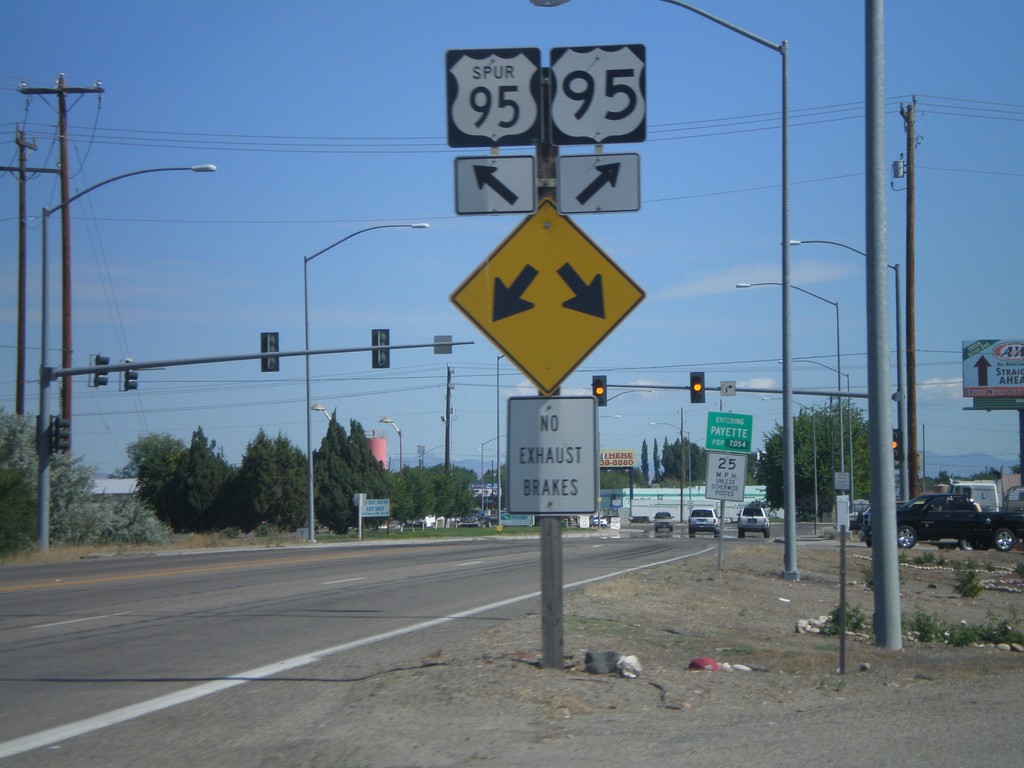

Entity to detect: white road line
[32,612,131,629]
[322,577,366,585]
[456,560,483,567]
[0,548,710,760]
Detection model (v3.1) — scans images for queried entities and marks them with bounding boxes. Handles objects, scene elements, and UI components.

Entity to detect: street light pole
[379,416,403,474]
[789,239,908,501]
[532,0,794,578]
[496,354,505,519]
[738,281,843,516]
[658,0,795,579]
[303,223,428,542]
[35,164,216,551]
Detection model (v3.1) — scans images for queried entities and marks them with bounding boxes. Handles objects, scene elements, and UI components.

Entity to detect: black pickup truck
[863,493,1024,552]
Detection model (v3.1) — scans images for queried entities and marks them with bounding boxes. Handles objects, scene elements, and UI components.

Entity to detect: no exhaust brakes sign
[507,396,599,516]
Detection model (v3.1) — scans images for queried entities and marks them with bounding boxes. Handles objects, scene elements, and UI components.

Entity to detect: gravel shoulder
[300,537,1024,768]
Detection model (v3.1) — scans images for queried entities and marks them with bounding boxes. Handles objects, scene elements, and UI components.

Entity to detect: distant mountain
[923,451,1019,477]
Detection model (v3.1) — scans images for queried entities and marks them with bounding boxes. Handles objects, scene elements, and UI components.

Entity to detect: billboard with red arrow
[963,339,1024,398]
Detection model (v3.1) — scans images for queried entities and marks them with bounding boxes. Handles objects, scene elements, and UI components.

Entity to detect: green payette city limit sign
[706,411,754,454]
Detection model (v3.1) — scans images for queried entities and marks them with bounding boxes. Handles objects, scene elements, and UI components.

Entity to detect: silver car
[737,506,771,538]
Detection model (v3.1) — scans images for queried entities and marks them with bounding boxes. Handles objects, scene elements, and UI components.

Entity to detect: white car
[688,509,720,537]
[737,506,771,538]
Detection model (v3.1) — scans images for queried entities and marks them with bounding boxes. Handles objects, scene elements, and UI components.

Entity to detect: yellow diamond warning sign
[451,199,645,395]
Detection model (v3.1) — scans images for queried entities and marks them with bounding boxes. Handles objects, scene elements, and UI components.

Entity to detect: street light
[791,239,908,501]
[379,416,403,474]
[311,403,332,421]
[651,410,686,522]
[35,164,216,551]
[737,280,844,503]
[303,223,428,542]
[534,0,794,579]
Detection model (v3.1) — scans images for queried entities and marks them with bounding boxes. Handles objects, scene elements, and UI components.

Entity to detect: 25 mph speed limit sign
[549,44,646,145]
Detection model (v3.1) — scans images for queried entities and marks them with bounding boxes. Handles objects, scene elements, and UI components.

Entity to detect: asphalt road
[0,533,714,762]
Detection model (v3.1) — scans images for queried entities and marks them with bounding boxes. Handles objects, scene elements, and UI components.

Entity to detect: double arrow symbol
[475,160,622,208]
[493,264,605,322]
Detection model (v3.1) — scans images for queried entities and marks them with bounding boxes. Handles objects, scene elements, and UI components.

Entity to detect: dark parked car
[688,508,720,538]
[863,493,1024,552]
[737,506,771,538]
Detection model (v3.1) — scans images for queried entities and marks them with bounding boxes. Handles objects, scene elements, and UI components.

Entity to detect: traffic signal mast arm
[48,340,475,380]
[599,382,869,400]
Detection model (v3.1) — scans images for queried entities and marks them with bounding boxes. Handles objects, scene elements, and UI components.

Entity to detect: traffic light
[123,368,138,391]
[372,328,390,369]
[260,332,279,373]
[591,375,607,406]
[689,371,705,404]
[92,354,110,387]
[50,415,71,453]
[892,428,903,462]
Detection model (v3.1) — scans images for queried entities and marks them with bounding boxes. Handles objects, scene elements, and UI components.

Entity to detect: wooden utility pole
[19,75,104,447]
[15,129,35,415]
[900,97,918,496]
[443,365,454,472]
[2,131,60,415]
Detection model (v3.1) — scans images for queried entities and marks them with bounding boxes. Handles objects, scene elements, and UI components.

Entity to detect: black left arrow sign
[493,265,538,321]
[558,263,605,318]
[575,162,621,205]
[474,165,519,206]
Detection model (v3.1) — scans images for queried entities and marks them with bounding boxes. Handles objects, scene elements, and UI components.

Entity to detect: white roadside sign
[706,452,747,502]
[507,396,599,516]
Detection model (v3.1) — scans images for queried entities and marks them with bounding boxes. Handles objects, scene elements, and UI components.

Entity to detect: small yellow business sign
[451,199,645,395]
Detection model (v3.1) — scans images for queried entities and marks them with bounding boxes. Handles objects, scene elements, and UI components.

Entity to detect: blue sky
[2,0,1022,481]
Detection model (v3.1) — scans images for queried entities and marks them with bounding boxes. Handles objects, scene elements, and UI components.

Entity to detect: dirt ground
[286,538,1024,768]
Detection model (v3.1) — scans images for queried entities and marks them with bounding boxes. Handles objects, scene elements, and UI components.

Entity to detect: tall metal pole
[679,407,686,522]
[496,354,504,518]
[658,0,795,579]
[866,0,902,650]
[35,165,215,551]
[303,223,428,541]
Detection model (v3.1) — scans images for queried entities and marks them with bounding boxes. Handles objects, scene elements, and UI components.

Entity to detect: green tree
[1,412,171,550]
[122,433,187,520]
[757,403,871,517]
[232,430,306,531]
[430,465,476,519]
[165,427,234,531]
[652,438,661,484]
[640,440,650,485]
[392,466,436,522]
[0,467,34,555]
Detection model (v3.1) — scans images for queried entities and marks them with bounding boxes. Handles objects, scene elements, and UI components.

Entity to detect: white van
[950,481,1001,514]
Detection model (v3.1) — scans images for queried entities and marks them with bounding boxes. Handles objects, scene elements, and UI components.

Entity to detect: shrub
[822,603,868,635]
[905,610,946,643]
[953,562,984,598]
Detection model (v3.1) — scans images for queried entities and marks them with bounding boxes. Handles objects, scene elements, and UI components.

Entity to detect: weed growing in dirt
[821,603,869,635]
[911,552,949,566]
[953,562,984,598]
[904,608,1024,647]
